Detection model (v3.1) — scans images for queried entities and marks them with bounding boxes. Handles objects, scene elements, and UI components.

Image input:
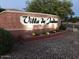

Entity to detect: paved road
[67,24,79,30]
[2,31,79,59]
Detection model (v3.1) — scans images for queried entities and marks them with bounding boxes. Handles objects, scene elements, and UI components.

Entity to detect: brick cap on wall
[0,10,59,18]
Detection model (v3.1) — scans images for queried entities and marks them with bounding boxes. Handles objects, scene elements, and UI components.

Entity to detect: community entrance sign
[20,16,58,25]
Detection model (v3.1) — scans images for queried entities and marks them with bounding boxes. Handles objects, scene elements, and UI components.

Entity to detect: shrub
[59,24,67,30]
[32,31,49,36]
[46,32,50,35]
[49,31,56,33]
[32,32,40,36]
[42,31,46,34]
[32,32,36,36]
[0,28,15,55]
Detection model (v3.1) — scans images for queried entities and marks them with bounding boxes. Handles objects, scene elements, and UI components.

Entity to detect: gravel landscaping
[1,31,79,59]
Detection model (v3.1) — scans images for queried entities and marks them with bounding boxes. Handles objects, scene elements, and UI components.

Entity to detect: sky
[0,0,79,16]
[72,0,79,16]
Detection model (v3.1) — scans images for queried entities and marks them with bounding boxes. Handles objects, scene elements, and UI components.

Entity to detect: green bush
[32,31,49,36]
[32,32,40,36]
[46,32,50,35]
[0,28,15,55]
[42,31,46,34]
[59,25,67,30]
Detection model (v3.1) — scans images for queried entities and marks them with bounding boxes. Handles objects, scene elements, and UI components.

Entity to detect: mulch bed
[18,30,68,43]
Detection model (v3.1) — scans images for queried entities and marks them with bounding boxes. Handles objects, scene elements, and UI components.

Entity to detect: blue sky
[0,0,79,16]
